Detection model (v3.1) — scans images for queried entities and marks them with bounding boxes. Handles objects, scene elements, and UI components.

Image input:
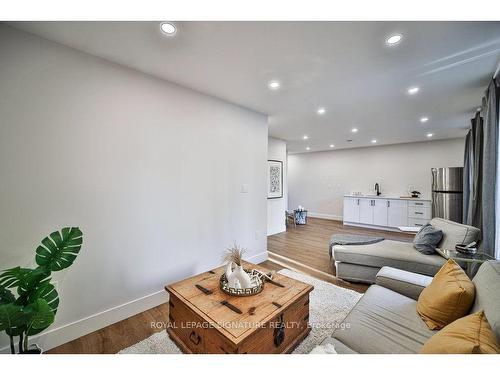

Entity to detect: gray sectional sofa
[321,260,500,354]
[332,218,481,283]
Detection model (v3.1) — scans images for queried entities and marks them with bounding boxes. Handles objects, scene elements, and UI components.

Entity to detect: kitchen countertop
[344,194,431,202]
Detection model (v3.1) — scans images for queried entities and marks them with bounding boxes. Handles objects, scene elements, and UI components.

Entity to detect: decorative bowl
[219,269,265,297]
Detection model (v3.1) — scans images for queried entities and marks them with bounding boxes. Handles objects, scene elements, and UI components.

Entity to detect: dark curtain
[463,112,483,232]
[463,130,471,223]
[463,78,499,259]
[481,78,499,258]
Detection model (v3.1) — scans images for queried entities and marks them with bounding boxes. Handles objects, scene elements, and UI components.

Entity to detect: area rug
[119,269,362,354]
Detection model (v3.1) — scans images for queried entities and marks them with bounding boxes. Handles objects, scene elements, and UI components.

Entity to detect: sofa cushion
[333,240,446,276]
[332,285,435,353]
[417,259,475,330]
[429,218,480,251]
[471,261,500,343]
[420,311,500,354]
[413,224,443,255]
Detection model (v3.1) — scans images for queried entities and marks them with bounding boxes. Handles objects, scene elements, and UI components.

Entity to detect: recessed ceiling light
[160,22,176,35]
[426,133,434,138]
[386,34,402,46]
[351,128,359,133]
[317,107,326,115]
[407,87,420,95]
[306,147,310,151]
[268,80,281,90]
[420,117,429,123]
[329,144,335,148]
[371,139,377,144]
[302,135,309,140]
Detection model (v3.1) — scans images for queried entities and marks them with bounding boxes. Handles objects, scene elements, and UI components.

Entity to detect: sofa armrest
[375,267,433,300]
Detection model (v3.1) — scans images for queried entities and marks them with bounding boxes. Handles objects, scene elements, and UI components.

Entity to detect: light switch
[240,184,249,193]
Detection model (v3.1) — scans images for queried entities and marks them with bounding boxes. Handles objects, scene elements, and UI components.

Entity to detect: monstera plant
[0,227,83,353]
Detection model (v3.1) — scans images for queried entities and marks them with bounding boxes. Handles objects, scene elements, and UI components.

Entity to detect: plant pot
[21,344,42,354]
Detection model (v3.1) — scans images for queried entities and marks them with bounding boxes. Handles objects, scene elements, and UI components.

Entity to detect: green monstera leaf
[0,287,15,304]
[36,227,83,271]
[27,280,59,313]
[0,303,27,336]
[0,267,33,289]
[0,267,52,305]
[25,298,55,335]
[17,268,50,296]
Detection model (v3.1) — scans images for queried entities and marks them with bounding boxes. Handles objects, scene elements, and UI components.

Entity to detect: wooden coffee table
[165,262,313,354]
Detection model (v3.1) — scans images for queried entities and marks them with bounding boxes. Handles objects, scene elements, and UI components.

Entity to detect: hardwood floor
[48,217,413,354]
[48,304,169,354]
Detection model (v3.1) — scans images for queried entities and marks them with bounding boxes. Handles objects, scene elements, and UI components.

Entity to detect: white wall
[288,138,464,220]
[0,25,268,352]
[267,137,287,235]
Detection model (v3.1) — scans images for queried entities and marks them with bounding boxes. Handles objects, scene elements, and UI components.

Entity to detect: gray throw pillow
[413,224,443,255]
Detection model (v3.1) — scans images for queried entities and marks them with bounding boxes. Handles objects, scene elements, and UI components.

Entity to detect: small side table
[435,248,494,277]
[294,210,308,225]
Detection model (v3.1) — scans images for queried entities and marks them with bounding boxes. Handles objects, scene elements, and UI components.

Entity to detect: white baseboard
[245,251,268,264]
[307,212,343,221]
[0,289,168,354]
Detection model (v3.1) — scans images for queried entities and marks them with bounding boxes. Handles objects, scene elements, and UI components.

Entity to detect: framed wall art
[267,160,283,199]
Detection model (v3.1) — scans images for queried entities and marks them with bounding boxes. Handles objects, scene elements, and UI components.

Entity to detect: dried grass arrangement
[221,243,246,266]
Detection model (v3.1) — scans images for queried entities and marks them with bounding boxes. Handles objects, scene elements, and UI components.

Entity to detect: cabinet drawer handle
[189,331,201,346]
[415,212,423,215]
[415,203,423,206]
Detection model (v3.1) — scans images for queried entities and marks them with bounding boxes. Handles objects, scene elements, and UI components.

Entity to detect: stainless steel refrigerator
[431,167,463,223]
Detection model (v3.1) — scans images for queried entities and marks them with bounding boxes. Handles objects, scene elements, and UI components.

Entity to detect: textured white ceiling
[8,21,500,153]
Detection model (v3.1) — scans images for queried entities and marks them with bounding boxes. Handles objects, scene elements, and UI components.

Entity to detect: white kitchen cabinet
[343,197,360,223]
[387,199,408,227]
[359,199,373,224]
[343,196,429,230]
[373,199,388,226]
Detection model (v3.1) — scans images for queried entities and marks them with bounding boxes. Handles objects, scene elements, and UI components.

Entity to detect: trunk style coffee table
[165,262,313,354]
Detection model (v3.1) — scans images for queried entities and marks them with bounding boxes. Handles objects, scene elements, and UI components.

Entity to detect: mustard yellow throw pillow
[417,259,475,330]
[421,311,500,354]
